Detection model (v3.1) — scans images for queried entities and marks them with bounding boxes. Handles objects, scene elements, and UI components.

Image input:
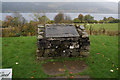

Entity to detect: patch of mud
[64,60,87,73]
[42,62,65,75]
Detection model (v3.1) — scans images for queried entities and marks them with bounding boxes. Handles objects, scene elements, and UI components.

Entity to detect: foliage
[102,16,120,23]
[99,20,104,23]
[38,15,50,24]
[73,18,81,23]
[78,14,84,23]
[103,17,107,21]
[1,13,119,37]
[2,13,41,37]
[76,14,98,23]
[54,13,72,23]
[49,20,54,24]
[54,13,64,23]
[84,14,94,23]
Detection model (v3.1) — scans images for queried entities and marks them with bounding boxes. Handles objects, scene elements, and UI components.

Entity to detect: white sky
[1,0,120,2]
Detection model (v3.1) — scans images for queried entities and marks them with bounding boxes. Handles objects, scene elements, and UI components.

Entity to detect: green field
[2,35,118,78]
[85,23,118,31]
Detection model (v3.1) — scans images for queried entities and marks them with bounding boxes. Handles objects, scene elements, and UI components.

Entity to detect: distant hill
[2,2,118,14]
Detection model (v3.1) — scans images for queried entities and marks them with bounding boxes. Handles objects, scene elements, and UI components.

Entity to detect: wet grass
[2,35,118,78]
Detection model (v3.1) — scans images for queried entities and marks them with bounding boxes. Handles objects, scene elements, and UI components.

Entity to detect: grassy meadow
[2,35,118,78]
[2,23,119,78]
[85,23,118,31]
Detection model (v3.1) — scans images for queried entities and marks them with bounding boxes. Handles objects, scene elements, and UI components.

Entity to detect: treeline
[1,12,120,37]
[54,13,120,23]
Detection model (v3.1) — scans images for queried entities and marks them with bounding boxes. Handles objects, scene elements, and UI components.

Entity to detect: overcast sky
[1,0,120,2]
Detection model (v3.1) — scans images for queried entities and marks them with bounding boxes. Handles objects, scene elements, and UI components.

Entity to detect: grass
[2,36,49,78]
[85,23,118,31]
[86,35,118,78]
[2,35,118,78]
